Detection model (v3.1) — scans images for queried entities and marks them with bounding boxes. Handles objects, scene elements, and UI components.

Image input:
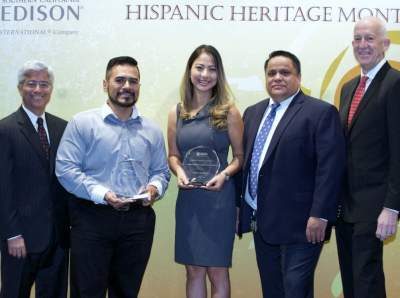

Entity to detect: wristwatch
[222,171,230,181]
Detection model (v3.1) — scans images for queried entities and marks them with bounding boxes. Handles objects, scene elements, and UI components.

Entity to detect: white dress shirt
[244,91,298,210]
[22,105,50,144]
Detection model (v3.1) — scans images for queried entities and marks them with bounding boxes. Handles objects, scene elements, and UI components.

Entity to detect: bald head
[352,17,390,72]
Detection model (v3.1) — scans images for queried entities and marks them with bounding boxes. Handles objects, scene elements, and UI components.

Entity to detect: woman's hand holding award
[182,146,220,186]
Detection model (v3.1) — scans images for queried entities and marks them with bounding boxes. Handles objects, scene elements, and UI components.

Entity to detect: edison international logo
[321,30,400,298]
[0,0,83,35]
[319,30,400,110]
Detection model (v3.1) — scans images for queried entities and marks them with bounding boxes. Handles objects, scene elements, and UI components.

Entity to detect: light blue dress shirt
[56,104,170,204]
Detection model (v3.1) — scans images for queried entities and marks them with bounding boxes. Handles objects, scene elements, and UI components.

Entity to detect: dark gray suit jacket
[339,62,400,222]
[0,107,70,253]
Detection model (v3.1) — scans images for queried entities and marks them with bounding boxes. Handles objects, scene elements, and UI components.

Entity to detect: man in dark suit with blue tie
[0,61,70,297]
[237,50,345,298]
[336,17,400,298]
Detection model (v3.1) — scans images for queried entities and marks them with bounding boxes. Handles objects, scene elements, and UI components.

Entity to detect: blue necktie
[249,103,280,199]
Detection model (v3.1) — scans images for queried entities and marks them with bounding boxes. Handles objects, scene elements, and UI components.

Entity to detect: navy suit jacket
[339,62,400,222]
[0,107,70,253]
[237,91,345,244]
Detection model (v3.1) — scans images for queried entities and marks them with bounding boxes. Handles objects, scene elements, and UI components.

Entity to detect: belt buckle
[116,204,130,212]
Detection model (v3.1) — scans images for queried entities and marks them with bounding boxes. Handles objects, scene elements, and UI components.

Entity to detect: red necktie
[347,76,368,126]
[37,117,50,159]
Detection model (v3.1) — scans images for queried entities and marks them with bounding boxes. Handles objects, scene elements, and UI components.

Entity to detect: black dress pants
[336,220,386,298]
[253,231,323,298]
[0,239,68,298]
[69,200,155,298]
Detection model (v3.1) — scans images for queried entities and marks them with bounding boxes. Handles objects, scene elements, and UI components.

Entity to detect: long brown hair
[179,45,233,129]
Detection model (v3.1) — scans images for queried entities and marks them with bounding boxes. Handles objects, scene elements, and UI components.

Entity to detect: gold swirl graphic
[388,30,400,44]
[320,47,349,99]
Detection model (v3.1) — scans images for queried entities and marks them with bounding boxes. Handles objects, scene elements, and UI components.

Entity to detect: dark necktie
[37,117,50,159]
[249,103,280,199]
[347,76,368,126]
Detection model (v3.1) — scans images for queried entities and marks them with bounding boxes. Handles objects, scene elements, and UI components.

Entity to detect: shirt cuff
[148,181,163,200]
[320,218,328,222]
[8,235,22,240]
[384,207,399,214]
[91,185,109,204]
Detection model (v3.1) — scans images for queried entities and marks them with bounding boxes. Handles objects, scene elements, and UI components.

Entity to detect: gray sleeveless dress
[175,103,236,267]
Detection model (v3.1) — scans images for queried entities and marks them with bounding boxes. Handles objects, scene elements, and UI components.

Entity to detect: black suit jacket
[0,107,70,253]
[339,62,400,222]
[237,91,345,244]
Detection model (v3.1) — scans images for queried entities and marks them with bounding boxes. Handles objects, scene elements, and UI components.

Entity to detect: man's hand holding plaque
[109,158,151,210]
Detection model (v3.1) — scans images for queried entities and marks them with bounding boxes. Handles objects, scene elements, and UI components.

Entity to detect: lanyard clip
[250,210,257,233]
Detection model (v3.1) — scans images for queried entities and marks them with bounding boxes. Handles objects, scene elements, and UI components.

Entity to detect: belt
[76,198,146,212]
[111,199,145,212]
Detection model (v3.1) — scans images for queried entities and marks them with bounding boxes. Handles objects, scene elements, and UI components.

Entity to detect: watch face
[223,172,230,181]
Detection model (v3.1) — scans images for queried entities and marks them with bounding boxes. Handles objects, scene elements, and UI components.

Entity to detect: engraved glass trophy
[182,146,220,186]
[111,149,149,202]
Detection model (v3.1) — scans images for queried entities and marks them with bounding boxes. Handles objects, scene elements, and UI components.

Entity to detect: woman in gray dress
[167,45,243,298]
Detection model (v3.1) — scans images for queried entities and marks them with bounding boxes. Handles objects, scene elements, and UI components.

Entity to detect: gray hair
[17,60,54,85]
[355,16,387,38]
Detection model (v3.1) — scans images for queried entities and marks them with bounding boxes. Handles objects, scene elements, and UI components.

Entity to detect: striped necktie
[37,117,50,159]
[347,76,368,126]
[249,103,280,199]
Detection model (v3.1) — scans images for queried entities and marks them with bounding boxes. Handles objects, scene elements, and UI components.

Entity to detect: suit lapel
[348,62,390,132]
[46,113,58,175]
[17,107,50,170]
[262,92,304,167]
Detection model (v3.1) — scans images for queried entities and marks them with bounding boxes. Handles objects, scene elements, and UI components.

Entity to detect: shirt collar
[362,59,386,81]
[21,104,46,126]
[101,103,141,123]
[270,89,299,109]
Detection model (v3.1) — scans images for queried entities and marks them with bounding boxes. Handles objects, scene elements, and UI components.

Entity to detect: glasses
[113,76,139,86]
[23,80,51,89]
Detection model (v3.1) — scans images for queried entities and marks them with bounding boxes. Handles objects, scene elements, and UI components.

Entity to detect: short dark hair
[105,56,139,79]
[264,50,301,75]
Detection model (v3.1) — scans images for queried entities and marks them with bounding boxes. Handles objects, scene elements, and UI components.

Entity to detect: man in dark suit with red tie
[336,16,400,298]
[0,61,70,298]
[237,50,345,298]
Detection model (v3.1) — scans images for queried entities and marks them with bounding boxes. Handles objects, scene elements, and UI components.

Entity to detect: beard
[108,90,137,108]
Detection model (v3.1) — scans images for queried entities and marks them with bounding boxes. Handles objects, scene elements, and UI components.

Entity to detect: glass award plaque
[182,146,220,186]
[111,155,150,202]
